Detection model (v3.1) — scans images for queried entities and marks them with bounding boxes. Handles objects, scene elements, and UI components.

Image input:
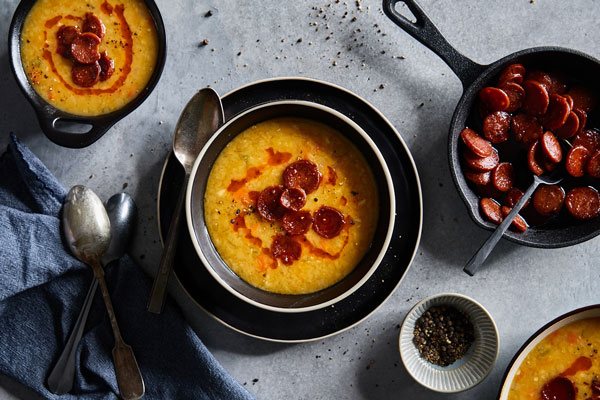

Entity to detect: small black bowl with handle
[383,0,600,248]
[8,0,167,148]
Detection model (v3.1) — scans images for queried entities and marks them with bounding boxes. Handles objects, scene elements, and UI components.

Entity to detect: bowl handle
[37,112,115,149]
[382,0,486,89]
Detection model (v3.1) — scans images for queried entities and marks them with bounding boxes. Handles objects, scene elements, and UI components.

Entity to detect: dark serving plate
[158,78,422,341]
[8,0,167,148]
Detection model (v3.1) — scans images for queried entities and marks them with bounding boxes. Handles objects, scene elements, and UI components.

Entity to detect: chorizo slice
[271,234,302,265]
[70,32,101,64]
[565,187,600,220]
[464,169,491,186]
[522,80,550,116]
[586,150,600,178]
[98,51,114,81]
[56,25,80,58]
[563,94,574,110]
[547,70,568,95]
[480,197,503,224]
[282,210,313,235]
[524,70,553,92]
[497,63,525,86]
[460,128,492,157]
[499,82,525,113]
[511,113,542,144]
[527,140,545,176]
[483,111,511,144]
[257,185,286,222]
[565,145,591,178]
[464,148,499,172]
[532,184,565,216]
[567,85,597,114]
[475,182,503,200]
[539,94,570,131]
[554,111,579,139]
[82,12,106,40]
[280,187,307,211]
[479,87,510,112]
[283,160,322,194]
[541,377,576,400]
[540,131,563,163]
[573,108,587,136]
[71,61,100,87]
[500,206,528,232]
[313,206,345,238]
[573,129,600,154]
[505,187,530,209]
[492,162,515,192]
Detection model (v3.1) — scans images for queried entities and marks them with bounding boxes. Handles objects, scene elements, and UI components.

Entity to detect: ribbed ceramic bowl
[399,293,499,393]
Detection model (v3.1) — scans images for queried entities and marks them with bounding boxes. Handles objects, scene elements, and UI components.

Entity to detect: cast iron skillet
[383,0,600,248]
[8,0,167,148]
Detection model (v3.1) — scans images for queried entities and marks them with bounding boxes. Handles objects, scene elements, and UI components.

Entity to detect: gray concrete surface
[1,0,599,399]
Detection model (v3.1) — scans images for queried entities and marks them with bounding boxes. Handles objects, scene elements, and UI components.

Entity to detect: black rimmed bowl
[8,0,166,148]
[185,100,396,313]
[497,304,600,399]
[384,0,600,248]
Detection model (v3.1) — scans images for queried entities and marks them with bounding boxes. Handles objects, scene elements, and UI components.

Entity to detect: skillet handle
[37,112,115,149]
[382,0,485,89]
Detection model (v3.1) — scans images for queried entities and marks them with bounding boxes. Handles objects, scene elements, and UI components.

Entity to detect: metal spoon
[47,193,137,395]
[464,170,564,276]
[147,88,224,314]
[62,186,144,399]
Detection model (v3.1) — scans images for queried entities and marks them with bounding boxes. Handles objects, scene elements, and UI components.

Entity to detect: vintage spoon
[464,170,564,276]
[62,186,144,399]
[47,193,137,395]
[147,88,224,314]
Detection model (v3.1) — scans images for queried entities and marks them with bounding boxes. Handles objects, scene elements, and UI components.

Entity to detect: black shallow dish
[8,0,167,148]
[384,0,600,248]
[187,101,395,312]
[158,78,422,341]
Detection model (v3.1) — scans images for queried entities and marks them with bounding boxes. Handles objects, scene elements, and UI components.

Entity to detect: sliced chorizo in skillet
[568,85,598,114]
[539,94,570,131]
[475,182,503,200]
[463,148,499,172]
[586,151,600,178]
[464,169,492,186]
[546,70,568,95]
[554,111,579,139]
[573,129,600,154]
[500,206,528,232]
[70,32,101,64]
[480,197,503,224]
[524,70,553,92]
[541,377,576,400]
[71,61,100,87]
[527,140,546,176]
[499,82,525,113]
[313,206,345,238]
[565,145,591,178]
[56,25,80,58]
[573,108,587,136]
[565,186,600,220]
[82,12,106,40]
[492,162,515,192]
[511,113,542,144]
[483,111,511,144]
[563,94,574,110]
[540,131,563,163]
[280,187,307,211]
[282,210,313,235]
[460,128,493,157]
[522,80,550,116]
[283,160,322,194]
[98,51,115,81]
[497,63,525,86]
[257,185,286,222]
[505,187,530,209]
[532,184,565,216]
[479,87,510,112]
[271,234,302,265]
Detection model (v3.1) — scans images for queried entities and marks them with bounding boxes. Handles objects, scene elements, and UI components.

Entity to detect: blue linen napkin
[0,134,255,400]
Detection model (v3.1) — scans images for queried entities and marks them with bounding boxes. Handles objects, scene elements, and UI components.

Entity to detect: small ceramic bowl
[186,100,395,313]
[399,293,499,393]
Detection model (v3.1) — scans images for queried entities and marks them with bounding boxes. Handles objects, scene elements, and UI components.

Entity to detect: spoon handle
[464,179,540,276]
[147,172,189,314]
[47,277,98,394]
[90,260,145,400]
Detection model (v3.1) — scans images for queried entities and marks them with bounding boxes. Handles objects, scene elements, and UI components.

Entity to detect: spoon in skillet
[47,193,137,395]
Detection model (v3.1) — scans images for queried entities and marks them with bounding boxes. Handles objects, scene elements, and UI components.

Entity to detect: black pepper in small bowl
[413,305,474,367]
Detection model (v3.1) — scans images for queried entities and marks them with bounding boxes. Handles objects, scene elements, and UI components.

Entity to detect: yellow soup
[20,0,158,116]
[204,117,379,295]
[508,318,600,400]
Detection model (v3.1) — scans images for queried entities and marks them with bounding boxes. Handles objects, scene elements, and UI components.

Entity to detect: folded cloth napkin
[0,134,254,400]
